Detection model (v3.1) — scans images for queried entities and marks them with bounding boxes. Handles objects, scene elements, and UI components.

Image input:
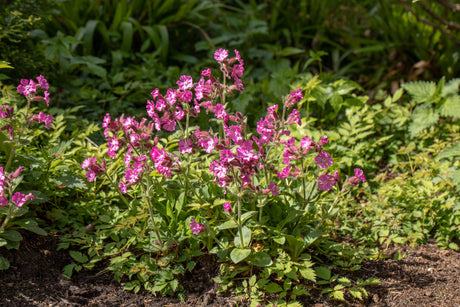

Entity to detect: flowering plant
[0,76,53,269]
[80,48,366,284]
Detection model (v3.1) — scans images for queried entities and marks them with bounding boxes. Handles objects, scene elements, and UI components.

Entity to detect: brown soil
[0,232,459,307]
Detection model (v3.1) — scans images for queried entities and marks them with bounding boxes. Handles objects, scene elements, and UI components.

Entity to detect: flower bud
[13,166,24,178]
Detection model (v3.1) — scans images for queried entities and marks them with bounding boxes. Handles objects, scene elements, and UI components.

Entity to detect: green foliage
[336,132,460,251]
[0,0,55,80]
[403,78,460,136]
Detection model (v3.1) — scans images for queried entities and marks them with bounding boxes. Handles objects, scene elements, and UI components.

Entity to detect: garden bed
[0,232,459,307]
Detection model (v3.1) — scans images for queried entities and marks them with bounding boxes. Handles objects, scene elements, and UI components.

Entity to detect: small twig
[418,1,460,31]
[398,0,460,45]
[434,0,460,12]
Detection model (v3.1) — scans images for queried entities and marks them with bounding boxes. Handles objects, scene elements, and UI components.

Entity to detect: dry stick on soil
[398,0,460,45]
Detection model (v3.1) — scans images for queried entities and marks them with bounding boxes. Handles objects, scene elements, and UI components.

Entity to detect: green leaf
[338,277,351,287]
[442,78,460,95]
[403,81,436,103]
[249,251,272,267]
[448,242,459,251]
[299,268,316,282]
[0,61,13,69]
[234,226,251,248]
[409,107,439,136]
[438,95,460,117]
[249,275,257,287]
[330,93,343,114]
[349,287,363,300]
[230,248,251,264]
[0,256,10,270]
[12,219,47,236]
[52,174,88,190]
[216,219,238,230]
[304,229,322,247]
[392,88,404,102]
[69,250,88,263]
[315,266,331,281]
[357,277,380,286]
[121,21,133,53]
[272,236,285,245]
[1,230,22,242]
[277,47,305,56]
[332,290,345,301]
[264,282,283,293]
[62,263,77,279]
[240,211,257,224]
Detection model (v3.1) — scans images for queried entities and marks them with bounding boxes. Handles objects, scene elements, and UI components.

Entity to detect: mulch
[0,232,459,307]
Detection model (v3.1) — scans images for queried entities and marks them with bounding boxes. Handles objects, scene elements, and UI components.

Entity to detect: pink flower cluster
[0,76,54,141]
[0,166,34,207]
[214,49,245,92]
[189,217,206,234]
[91,113,182,193]
[17,75,50,106]
[81,157,106,182]
[349,168,366,185]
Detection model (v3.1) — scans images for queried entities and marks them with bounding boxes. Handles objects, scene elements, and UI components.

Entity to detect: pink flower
[36,112,53,129]
[0,105,14,118]
[178,138,193,154]
[349,168,366,186]
[320,136,329,144]
[190,217,206,234]
[202,136,218,154]
[165,88,177,105]
[119,181,127,194]
[213,104,227,121]
[36,75,49,90]
[151,88,160,99]
[173,106,185,121]
[290,88,303,102]
[224,125,243,144]
[81,157,93,169]
[162,118,176,131]
[44,91,50,107]
[317,173,337,192]
[301,136,313,152]
[176,75,193,90]
[202,68,211,77]
[179,90,193,103]
[11,192,34,207]
[236,141,258,162]
[81,156,106,182]
[209,160,228,179]
[107,137,120,158]
[277,165,291,179]
[214,49,228,62]
[0,196,8,207]
[220,149,235,163]
[315,151,333,169]
[17,79,37,96]
[263,181,279,196]
[232,64,244,79]
[223,202,232,214]
[286,109,301,125]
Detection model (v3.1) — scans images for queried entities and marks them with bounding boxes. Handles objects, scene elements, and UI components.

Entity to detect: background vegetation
[1,0,459,305]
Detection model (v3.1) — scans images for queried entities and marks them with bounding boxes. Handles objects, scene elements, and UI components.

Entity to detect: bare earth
[0,232,459,307]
